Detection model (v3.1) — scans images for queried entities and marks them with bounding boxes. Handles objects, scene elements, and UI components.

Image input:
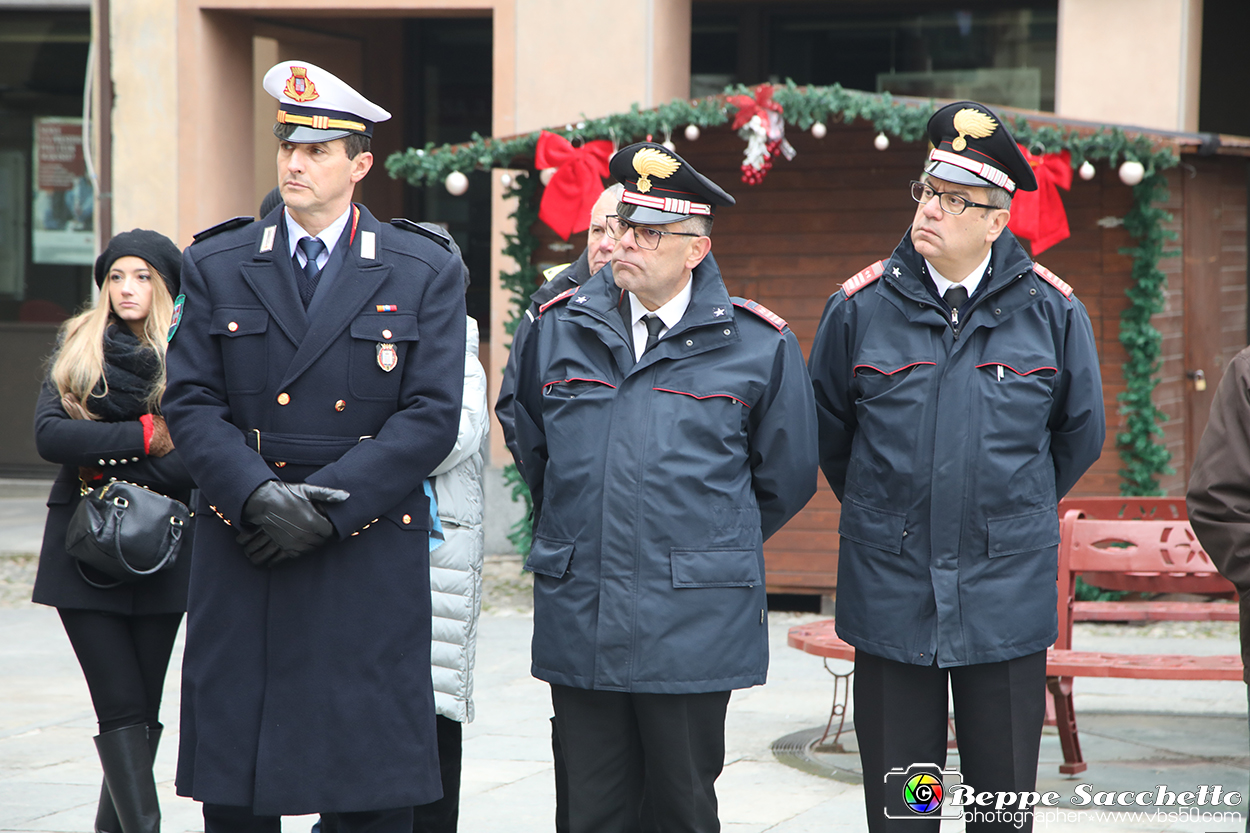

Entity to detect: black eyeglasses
[910,180,999,216]
[605,215,702,250]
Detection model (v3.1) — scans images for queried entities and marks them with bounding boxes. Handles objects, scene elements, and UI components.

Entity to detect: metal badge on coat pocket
[376,342,398,372]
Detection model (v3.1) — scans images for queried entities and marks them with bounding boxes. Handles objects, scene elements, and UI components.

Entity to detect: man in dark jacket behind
[1187,347,1250,833]
[808,102,1104,832]
[497,182,622,465]
[512,142,818,833]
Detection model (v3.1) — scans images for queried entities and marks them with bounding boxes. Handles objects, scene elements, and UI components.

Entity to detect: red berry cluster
[740,140,783,185]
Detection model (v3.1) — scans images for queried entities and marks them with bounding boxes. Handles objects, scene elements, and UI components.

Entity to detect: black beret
[609,142,735,225]
[94,229,182,298]
[924,101,1038,194]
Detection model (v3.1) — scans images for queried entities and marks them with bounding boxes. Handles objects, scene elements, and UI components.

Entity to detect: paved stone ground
[2,481,1249,831]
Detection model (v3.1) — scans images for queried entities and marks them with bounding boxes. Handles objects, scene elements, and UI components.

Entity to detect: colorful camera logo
[884,763,963,820]
[903,771,944,813]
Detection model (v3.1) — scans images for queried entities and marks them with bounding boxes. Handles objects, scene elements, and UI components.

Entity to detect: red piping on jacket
[852,361,936,377]
[543,377,618,390]
[974,363,1058,376]
[652,387,750,408]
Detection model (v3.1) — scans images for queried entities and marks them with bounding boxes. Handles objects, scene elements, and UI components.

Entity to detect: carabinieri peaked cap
[924,101,1038,194]
[262,60,391,144]
[609,141,735,225]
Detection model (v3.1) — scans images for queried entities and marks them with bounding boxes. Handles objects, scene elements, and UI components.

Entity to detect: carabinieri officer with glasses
[512,141,817,833]
[808,102,1105,832]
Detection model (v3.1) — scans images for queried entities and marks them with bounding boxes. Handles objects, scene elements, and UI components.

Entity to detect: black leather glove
[240,481,350,566]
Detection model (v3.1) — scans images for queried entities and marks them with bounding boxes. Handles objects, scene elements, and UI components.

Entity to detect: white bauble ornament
[540,167,557,186]
[684,124,701,141]
[662,140,676,152]
[811,122,827,139]
[1078,161,1095,181]
[874,132,889,151]
[499,173,512,188]
[445,171,469,196]
[1119,160,1144,186]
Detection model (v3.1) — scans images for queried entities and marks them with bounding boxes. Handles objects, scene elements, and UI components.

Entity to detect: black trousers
[854,650,1047,833]
[58,608,184,734]
[204,803,412,833]
[550,684,730,833]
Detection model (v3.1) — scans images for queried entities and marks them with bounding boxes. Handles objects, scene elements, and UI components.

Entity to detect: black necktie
[942,285,968,325]
[296,236,327,309]
[642,315,664,357]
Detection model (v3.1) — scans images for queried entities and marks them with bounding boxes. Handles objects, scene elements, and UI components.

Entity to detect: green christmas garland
[388,82,1181,553]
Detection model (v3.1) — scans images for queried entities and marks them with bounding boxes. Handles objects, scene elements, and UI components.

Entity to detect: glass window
[692,3,1058,113]
[0,11,92,324]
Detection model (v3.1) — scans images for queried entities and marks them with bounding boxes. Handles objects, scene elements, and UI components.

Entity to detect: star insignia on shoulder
[574,295,588,304]
[892,267,901,277]
[712,307,725,317]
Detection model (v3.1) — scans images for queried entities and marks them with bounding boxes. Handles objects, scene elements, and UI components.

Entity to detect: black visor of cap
[273,103,373,144]
[615,199,691,226]
[924,159,1000,190]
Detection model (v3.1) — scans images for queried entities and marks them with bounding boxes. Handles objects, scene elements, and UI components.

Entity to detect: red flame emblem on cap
[284,67,319,103]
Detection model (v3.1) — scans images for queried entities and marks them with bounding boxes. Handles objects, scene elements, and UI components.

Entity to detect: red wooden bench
[1058,497,1238,615]
[787,503,1244,775]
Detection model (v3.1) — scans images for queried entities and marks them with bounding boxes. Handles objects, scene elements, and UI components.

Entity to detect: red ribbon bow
[727,84,782,132]
[534,131,614,241]
[1008,145,1073,255]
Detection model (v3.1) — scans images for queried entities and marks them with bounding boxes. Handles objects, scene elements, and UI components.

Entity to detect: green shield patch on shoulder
[167,294,186,342]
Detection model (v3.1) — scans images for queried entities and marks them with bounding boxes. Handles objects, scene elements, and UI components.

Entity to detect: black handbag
[66,480,191,586]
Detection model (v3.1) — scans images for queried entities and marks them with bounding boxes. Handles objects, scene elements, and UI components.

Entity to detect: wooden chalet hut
[399,95,1250,597]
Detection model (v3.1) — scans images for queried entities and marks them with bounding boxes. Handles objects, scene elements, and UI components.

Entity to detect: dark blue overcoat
[808,230,1104,668]
[513,257,818,694]
[163,204,465,814]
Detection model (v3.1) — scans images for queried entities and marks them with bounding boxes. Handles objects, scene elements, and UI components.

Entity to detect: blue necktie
[296,236,327,309]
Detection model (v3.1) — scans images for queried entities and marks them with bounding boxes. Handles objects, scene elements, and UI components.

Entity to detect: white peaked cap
[262,60,391,143]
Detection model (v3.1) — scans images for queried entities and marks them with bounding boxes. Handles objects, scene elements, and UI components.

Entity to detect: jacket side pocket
[527,536,574,579]
[838,498,906,554]
[670,549,761,588]
[987,506,1060,557]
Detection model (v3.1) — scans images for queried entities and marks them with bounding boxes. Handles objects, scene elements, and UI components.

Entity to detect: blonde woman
[32,230,194,833]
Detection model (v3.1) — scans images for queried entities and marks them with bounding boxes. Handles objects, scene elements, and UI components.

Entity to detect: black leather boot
[94,724,160,833]
[96,724,163,833]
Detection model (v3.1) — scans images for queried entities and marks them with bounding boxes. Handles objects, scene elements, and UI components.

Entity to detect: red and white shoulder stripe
[841,261,886,297]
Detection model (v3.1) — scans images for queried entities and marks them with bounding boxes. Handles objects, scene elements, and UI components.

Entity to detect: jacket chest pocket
[349,312,418,401]
[975,357,1057,429]
[853,360,936,404]
[211,308,269,394]
[650,371,758,441]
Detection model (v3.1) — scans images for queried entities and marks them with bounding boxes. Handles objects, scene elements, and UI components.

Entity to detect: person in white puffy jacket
[415,312,488,831]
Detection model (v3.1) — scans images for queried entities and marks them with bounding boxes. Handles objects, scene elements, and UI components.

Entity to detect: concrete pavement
[1,480,1248,832]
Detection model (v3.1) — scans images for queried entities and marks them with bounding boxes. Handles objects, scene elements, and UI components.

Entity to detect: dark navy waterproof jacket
[808,230,1104,668]
[163,204,465,814]
[513,256,818,694]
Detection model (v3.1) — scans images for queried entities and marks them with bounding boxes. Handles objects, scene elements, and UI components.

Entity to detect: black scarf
[89,322,161,422]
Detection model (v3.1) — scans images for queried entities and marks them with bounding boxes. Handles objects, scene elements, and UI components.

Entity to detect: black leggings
[58,608,184,734]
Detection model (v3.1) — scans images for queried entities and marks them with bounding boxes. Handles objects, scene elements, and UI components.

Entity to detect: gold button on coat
[277,392,291,405]
[382,329,393,340]
[227,321,239,332]
[402,514,412,525]
[335,400,346,412]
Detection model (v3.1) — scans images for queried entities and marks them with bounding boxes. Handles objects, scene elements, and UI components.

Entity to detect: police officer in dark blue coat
[513,142,818,833]
[163,60,465,830]
[808,102,1105,832]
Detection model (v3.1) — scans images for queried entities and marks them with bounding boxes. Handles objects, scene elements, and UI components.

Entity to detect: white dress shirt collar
[627,276,693,359]
[926,249,992,300]
[286,205,352,268]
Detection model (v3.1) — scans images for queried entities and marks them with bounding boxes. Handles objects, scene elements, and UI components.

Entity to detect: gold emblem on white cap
[632,147,680,194]
[283,67,319,103]
[951,108,997,152]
